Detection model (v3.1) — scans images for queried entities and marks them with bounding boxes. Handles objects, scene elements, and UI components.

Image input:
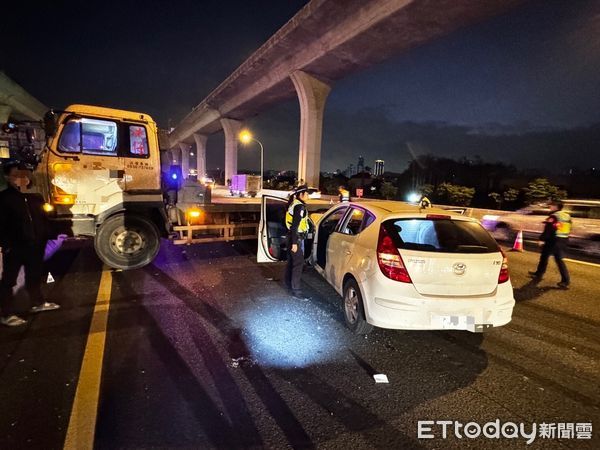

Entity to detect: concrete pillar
[170,147,180,165]
[0,105,12,124]
[193,133,208,178]
[220,118,242,185]
[160,149,172,171]
[290,70,331,188]
[178,142,190,180]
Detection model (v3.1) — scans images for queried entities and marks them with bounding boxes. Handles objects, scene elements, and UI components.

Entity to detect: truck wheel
[94,214,160,270]
[343,279,373,335]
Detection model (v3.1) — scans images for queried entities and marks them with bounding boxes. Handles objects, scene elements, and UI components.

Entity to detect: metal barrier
[172,212,258,245]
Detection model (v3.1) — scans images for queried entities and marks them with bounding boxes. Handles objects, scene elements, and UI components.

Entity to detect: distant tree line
[320,154,599,209]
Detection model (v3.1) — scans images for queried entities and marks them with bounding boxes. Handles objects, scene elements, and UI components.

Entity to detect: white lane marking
[564,258,600,268]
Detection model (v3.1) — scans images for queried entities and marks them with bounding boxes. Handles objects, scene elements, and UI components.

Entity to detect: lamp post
[238,129,264,192]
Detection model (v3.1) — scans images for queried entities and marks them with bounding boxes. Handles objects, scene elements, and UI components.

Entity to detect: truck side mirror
[43,110,58,137]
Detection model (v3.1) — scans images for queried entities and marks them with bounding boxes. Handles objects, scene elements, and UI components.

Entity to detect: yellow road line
[64,269,113,450]
[564,258,600,268]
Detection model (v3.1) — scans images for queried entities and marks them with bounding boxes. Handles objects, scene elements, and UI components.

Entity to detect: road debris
[373,374,389,383]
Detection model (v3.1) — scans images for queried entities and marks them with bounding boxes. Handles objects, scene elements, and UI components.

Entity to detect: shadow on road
[513,278,559,302]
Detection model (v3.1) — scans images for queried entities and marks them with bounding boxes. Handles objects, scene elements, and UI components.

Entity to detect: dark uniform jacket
[0,186,49,248]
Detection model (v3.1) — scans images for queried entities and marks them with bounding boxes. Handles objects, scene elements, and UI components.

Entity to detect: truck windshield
[58,118,118,155]
[386,218,499,253]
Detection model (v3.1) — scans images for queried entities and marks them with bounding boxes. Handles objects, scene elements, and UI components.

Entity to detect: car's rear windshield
[385,218,499,253]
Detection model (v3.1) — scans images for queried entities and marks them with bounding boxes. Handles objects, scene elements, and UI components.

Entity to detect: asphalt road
[0,239,598,449]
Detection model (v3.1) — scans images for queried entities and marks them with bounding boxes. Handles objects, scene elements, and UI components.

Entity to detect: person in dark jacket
[284,185,314,297]
[529,200,571,289]
[0,163,60,326]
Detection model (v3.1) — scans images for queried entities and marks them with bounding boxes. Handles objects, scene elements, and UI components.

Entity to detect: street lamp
[238,129,264,192]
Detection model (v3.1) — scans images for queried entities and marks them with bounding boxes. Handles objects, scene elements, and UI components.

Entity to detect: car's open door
[257,195,289,262]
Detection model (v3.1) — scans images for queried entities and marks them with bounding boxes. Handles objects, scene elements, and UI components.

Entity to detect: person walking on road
[284,185,314,298]
[0,163,60,327]
[529,200,571,289]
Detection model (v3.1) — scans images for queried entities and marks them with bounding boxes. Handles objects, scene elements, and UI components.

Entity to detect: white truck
[229,174,261,198]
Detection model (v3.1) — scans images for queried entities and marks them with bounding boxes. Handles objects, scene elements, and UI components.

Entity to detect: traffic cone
[511,230,524,252]
[46,272,55,283]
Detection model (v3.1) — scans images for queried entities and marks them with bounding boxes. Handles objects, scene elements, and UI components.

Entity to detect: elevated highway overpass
[169,0,525,186]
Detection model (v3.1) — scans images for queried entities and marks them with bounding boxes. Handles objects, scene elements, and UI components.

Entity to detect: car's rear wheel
[343,279,373,335]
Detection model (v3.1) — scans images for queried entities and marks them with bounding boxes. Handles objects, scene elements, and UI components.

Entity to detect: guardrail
[172,211,259,245]
[436,204,513,221]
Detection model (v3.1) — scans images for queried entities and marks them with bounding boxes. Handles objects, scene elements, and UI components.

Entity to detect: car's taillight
[498,249,510,284]
[377,226,412,283]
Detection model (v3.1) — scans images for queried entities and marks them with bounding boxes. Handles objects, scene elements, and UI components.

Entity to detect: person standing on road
[529,200,571,289]
[285,185,313,297]
[0,163,60,327]
[338,186,350,202]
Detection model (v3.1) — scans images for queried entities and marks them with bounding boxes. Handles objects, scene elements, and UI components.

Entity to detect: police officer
[0,162,60,326]
[419,196,432,209]
[529,200,571,289]
[285,185,313,297]
[338,186,350,202]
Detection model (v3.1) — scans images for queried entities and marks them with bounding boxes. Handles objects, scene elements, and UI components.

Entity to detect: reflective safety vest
[285,199,309,232]
[553,210,572,238]
[420,196,432,209]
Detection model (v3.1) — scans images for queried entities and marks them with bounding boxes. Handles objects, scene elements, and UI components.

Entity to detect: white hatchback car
[258,197,515,334]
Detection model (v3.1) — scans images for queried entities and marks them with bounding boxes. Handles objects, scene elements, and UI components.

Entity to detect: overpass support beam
[178,143,190,180]
[221,118,242,185]
[290,71,331,188]
[193,133,208,178]
[170,147,180,165]
[0,105,11,124]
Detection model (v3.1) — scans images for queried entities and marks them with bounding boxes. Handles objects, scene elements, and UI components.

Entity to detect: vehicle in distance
[230,174,261,197]
[259,197,515,334]
[482,199,600,255]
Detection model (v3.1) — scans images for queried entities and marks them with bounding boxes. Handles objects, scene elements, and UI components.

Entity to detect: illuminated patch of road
[241,296,347,368]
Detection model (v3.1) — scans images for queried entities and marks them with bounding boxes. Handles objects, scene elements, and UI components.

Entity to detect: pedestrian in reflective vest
[529,200,571,289]
[285,185,312,297]
[338,186,350,202]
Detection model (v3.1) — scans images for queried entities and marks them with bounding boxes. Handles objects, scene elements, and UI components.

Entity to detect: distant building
[344,163,355,177]
[374,159,385,176]
[357,155,365,173]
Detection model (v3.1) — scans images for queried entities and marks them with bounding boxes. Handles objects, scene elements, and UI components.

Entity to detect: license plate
[432,315,473,330]
[431,315,491,332]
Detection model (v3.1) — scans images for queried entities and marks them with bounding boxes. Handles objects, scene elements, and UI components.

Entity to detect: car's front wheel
[343,279,373,335]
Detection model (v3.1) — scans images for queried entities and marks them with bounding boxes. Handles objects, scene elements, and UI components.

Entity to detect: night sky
[2,0,599,173]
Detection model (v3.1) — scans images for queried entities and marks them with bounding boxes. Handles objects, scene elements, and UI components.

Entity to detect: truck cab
[37,104,169,270]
